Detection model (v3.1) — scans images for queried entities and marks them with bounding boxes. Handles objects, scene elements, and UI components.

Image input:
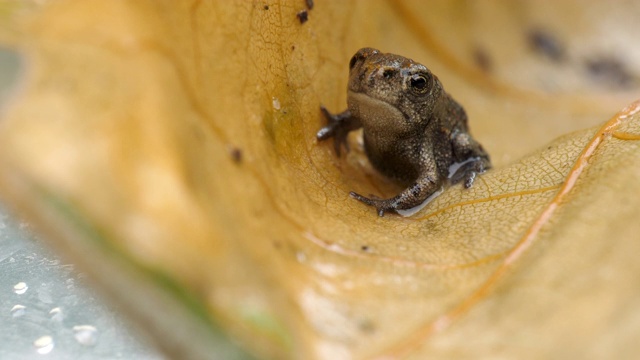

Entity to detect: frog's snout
[348,47,380,71]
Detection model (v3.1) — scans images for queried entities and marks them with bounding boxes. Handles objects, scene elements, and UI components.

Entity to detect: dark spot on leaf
[296,10,308,24]
[585,56,635,90]
[306,0,314,10]
[472,47,492,72]
[229,146,243,163]
[358,318,376,333]
[291,45,296,51]
[527,28,565,62]
[263,5,269,10]
[361,245,369,252]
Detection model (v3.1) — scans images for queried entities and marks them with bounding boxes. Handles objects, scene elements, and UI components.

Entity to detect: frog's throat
[347,91,411,135]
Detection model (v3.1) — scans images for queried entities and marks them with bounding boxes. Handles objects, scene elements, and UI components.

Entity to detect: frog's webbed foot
[317,106,360,156]
[449,157,491,188]
[349,192,398,217]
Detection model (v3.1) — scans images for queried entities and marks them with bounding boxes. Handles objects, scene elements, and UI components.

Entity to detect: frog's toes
[464,171,477,188]
[450,157,489,188]
[350,192,396,217]
[318,106,350,156]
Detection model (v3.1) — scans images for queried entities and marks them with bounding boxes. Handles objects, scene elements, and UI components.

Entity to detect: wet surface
[0,204,165,360]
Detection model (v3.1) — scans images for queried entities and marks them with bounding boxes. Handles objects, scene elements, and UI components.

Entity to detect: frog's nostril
[382,69,396,79]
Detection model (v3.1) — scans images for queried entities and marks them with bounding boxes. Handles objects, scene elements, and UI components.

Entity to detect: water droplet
[296,251,307,263]
[11,304,26,317]
[73,325,98,346]
[13,282,28,294]
[49,307,63,322]
[34,335,54,354]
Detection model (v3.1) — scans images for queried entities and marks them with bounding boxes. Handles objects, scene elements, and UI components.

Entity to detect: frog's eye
[409,74,430,94]
[349,55,359,70]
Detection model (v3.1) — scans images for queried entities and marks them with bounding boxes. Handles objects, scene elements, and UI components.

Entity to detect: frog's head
[346,48,444,134]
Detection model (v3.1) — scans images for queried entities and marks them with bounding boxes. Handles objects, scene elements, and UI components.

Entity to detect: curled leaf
[1,1,640,359]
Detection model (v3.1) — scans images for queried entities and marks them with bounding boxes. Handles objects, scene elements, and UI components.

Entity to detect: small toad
[317,48,491,216]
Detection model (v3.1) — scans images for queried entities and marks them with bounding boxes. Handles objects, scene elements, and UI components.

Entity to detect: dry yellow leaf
[1,1,640,359]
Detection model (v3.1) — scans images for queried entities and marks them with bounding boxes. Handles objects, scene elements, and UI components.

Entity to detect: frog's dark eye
[409,74,430,94]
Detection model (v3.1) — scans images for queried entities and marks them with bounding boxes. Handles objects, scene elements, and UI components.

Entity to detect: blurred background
[0,47,163,360]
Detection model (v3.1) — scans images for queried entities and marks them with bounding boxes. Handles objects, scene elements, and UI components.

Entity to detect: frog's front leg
[317,106,362,156]
[449,131,491,188]
[350,172,441,217]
